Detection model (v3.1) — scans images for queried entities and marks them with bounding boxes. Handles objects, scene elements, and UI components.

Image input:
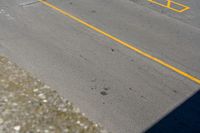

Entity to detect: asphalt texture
[0,0,200,133]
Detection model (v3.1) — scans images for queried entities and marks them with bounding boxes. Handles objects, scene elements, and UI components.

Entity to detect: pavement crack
[19,0,43,7]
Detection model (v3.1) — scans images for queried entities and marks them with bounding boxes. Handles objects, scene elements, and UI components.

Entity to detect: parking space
[130,0,200,28]
[148,0,190,13]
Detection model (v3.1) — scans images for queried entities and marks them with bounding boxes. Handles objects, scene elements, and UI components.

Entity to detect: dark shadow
[145,90,200,133]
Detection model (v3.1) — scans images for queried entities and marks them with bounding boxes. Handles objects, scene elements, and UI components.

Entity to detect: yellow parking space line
[38,0,200,85]
[148,0,190,13]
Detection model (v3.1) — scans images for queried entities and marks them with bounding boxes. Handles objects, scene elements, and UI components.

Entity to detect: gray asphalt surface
[0,0,200,133]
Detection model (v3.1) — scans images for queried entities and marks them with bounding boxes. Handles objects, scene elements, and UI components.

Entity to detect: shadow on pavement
[145,90,200,133]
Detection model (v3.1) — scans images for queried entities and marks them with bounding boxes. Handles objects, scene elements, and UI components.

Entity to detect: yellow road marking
[38,0,200,85]
[167,0,171,7]
[148,0,190,13]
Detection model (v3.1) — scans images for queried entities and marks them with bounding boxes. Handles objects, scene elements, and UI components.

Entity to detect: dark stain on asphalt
[111,48,115,52]
[140,95,148,101]
[173,90,178,93]
[91,85,97,90]
[91,10,96,13]
[80,54,89,62]
[100,91,108,96]
[103,87,110,91]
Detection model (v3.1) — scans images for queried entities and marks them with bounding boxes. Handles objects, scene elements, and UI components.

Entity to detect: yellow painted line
[148,0,190,13]
[38,0,200,85]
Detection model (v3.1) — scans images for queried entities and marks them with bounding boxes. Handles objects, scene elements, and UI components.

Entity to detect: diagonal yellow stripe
[38,0,200,85]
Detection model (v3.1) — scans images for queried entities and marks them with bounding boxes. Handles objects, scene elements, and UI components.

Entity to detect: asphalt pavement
[0,0,200,133]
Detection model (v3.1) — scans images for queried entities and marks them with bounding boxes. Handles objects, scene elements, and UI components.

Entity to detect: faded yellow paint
[38,0,200,85]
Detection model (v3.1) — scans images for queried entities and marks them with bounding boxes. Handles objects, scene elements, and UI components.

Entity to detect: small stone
[44,129,49,133]
[33,88,39,92]
[43,99,48,103]
[0,118,4,124]
[38,93,46,99]
[63,128,69,133]
[14,125,21,131]
[12,103,18,106]
[76,121,80,124]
